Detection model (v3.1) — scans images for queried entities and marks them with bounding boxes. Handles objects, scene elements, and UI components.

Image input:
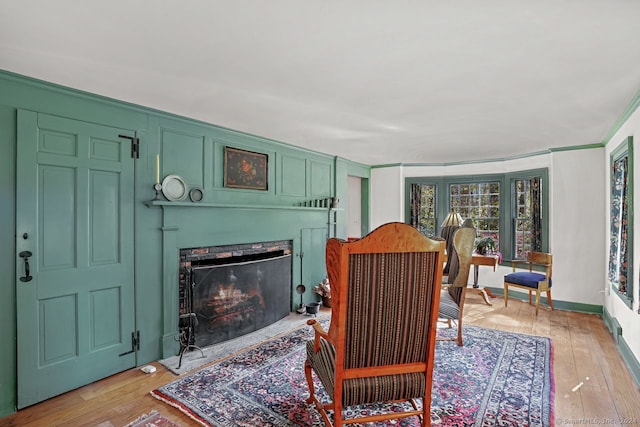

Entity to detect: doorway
[15,111,137,408]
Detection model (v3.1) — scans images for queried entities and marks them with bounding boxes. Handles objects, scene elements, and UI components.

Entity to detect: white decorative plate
[162,175,187,201]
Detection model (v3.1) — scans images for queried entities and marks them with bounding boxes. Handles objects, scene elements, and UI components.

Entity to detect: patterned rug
[152,324,554,426]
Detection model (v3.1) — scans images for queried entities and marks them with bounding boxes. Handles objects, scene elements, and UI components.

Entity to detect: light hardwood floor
[1,292,640,427]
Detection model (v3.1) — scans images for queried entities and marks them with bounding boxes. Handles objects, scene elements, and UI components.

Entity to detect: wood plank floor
[2,292,640,427]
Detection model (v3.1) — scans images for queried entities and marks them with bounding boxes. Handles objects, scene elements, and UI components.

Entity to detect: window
[513,177,542,259]
[608,136,633,308]
[406,169,548,262]
[450,182,501,248]
[409,183,437,236]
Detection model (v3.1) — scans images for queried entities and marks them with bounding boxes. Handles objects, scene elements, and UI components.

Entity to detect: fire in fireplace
[179,241,292,350]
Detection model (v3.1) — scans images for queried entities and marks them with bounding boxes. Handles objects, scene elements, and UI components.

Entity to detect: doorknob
[19,251,32,282]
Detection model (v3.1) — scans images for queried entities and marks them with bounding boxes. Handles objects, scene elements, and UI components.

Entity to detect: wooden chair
[504,252,554,316]
[437,224,475,346]
[304,222,445,427]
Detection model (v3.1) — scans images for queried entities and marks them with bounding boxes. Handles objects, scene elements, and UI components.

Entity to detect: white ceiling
[2,1,640,165]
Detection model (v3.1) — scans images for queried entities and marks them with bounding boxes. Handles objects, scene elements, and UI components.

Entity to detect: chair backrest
[441,224,460,275]
[446,225,476,303]
[325,222,445,371]
[527,252,552,277]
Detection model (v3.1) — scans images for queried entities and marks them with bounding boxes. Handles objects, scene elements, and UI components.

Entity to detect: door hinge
[119,330,140,357]
[118,133,140,159]
[131,137,139,159]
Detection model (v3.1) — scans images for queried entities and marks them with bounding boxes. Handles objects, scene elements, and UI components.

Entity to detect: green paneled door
[15,111,136,408]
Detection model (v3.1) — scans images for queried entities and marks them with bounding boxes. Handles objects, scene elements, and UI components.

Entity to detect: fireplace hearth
[179,241,292,353]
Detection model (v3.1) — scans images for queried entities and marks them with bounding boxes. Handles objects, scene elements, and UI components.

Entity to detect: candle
[155,154,160,185]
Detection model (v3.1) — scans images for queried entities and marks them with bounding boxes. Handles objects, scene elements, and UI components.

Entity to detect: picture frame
[224,146,268,190]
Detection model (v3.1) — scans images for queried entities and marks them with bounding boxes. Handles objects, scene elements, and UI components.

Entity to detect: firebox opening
[179,240,293,351]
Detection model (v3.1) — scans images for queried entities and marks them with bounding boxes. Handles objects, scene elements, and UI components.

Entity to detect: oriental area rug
[151,324,554,426]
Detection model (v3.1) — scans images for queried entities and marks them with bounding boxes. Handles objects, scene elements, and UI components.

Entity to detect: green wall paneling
[279,154,307,197]
[309,160,333,198]
[0,70,366,416]
[0,105,17,417]
[160,128,207,191]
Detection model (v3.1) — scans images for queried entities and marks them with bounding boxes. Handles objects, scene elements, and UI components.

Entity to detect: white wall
[370,149,606,307]
[605,105,640,363]
[370,166,403,227]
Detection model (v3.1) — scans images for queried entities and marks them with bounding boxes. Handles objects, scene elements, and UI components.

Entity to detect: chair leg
[547,289,555,311]
[306,359,335,427]
[534,290,541,316]
[504,284,508,307]
[528,290,533,305]
[457,321,463,346]
[304,359,316,404]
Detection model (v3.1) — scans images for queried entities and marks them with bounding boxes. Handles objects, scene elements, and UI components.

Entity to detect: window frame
[608,136,634,309]
[405,168,549,263]
[507,170,549,259]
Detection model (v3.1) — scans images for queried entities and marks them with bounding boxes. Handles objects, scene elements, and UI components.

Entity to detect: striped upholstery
[306,338,336,398]
[304,222,444,426]
[341,373,426,407]
[438,290,459,320]
[307,337,427,406]
[436,225,475,346]
[306,252,437,406]
[344,252,436,369]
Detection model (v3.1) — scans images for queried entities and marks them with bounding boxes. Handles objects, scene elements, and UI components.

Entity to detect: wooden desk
[470,254,499,305]
[444,253,499,305]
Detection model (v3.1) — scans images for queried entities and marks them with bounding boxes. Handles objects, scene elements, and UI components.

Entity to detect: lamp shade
[441,211,463,227]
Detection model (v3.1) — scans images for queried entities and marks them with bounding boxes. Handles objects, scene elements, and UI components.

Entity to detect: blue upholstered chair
[438,224,475,346]
[504,252,554,316]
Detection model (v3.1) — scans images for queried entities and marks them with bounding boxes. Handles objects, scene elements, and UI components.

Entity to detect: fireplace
[179,240,292,350]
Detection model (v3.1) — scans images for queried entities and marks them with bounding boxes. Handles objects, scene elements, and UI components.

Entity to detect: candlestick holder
[153,183,163,201]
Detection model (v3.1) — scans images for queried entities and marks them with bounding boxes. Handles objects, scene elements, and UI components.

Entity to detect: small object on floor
[296,303,306,314]
[140,365,156,374]
[305,302,320,316]
[125,410,181,427]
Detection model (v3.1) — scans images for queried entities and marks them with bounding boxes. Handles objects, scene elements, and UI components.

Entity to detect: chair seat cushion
[438,290,459,320]
[504,272,552,288]
[306,338,426,407]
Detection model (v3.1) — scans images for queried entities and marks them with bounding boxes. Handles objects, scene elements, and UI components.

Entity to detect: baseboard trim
[618,333,640,390]
[602,307,640,389]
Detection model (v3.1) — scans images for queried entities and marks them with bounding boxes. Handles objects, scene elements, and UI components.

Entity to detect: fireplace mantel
[153,199,336,358]
[145,200,340,212]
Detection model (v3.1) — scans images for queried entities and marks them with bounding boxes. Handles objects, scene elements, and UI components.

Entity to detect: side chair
[304,222,445,427]
[438,223,475,346]
[504,251,554,316]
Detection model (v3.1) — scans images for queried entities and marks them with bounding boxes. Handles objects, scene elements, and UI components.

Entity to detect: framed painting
[224,146,268,190]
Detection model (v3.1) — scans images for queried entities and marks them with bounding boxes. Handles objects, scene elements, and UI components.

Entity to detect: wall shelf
[144,200,343,212]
